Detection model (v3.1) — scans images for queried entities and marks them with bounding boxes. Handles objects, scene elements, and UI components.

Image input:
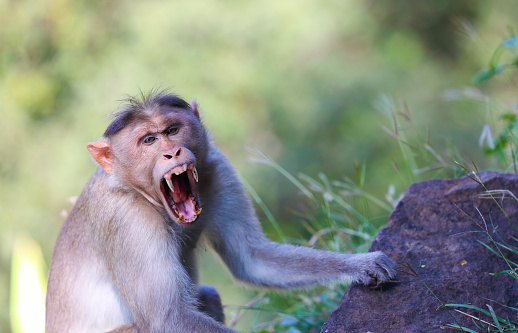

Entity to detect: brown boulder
[321,171,518,333]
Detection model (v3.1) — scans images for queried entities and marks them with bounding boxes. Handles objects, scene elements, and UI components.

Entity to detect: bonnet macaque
[46,91,396,332]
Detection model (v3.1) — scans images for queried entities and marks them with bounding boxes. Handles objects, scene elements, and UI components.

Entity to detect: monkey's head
[87,91,209,225]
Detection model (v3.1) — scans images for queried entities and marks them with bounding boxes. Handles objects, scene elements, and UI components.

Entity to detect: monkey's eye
[143,136,157,145]
[166,126,180,136]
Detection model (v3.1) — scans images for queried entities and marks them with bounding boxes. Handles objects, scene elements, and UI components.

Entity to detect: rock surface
[321,171,518,333]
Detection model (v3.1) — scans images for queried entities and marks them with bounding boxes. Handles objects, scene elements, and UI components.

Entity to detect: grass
[238,150,382,333]
[227,32,518,332]
[443,166,518,332]
[9,26,518,333]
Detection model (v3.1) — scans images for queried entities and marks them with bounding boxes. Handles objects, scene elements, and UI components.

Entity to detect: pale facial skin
[96,110,205,224]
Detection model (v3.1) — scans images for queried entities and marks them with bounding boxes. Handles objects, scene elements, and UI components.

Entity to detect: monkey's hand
[344,251,397,289]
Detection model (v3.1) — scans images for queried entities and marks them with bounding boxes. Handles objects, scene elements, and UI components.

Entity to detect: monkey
[45,90,396,333]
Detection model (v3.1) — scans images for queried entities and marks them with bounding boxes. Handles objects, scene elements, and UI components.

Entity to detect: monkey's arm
[205,151,396,288]
[211,227,395,288]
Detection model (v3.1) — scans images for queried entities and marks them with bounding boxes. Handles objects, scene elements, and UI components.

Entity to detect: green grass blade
[487,304,504,332]
[444,324,478,333]
[247,147,316,201]
[446,304,514,326]
[478,241,505,259]
[240,175,285,241]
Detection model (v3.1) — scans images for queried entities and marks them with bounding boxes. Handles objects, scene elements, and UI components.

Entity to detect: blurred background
[1,0,518,332]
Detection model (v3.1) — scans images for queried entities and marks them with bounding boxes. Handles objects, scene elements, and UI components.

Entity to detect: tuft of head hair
[104,89,191,138]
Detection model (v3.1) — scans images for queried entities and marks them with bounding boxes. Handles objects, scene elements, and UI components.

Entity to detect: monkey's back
[46,169,133,332]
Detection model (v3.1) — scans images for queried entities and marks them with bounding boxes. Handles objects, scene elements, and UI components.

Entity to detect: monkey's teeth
[193,167,198,182]
[195,207,202,215]
[166,178,174,193]
[173,164,187,175]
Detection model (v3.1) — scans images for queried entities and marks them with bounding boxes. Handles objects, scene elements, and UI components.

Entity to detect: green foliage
[385,32,518,333]
[473,31,518,84]
[462,39,518,331]
[10,237,46,333]
[235,30,518,332]
[472,30,518,172]
[231,149,388,331]
[445,165,518,332]
[445,303,518,333]
[3,1,518,332]
[245,159,379,332]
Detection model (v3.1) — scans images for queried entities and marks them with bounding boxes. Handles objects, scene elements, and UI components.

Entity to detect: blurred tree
[370,0,482,60]
[0,0,517,331]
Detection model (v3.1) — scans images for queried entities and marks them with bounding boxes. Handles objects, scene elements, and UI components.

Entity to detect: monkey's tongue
[170,176,197,221]
[175,198,197,221]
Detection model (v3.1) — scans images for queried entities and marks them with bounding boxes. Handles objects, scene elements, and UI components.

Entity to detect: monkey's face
[111,108,208,225]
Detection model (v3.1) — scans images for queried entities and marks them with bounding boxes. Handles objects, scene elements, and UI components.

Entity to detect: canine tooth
[166,178,175,193]
[195,208,202,215]
[193,167,198,182]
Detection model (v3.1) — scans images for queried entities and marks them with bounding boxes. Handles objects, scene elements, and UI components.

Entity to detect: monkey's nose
[164,147,182,160]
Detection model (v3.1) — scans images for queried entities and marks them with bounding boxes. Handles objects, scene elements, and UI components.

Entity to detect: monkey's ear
[190,99,200,119]
[86,141,114,175]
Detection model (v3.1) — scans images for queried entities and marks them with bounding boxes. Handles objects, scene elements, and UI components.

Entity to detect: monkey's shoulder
[67,168,154,224]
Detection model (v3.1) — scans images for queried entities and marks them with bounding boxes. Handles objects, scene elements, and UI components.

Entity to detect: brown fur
[46,91,396,332]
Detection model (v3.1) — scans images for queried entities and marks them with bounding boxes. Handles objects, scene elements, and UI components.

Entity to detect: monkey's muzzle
[160,163,201,225]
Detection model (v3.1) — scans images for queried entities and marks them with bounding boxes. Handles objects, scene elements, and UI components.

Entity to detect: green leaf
[10,237,47,333]
[501,35,518,49]
[487,304,503,332]
[444,324,479,333]
[280,315,299,327]
[501,112,517,122]
[473,69,493,84]
[493,64,504,74]
[446,304,514,326]
[489,269,516,277]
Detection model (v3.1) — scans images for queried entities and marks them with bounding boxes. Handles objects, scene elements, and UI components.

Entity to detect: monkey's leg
[105,287,225,333]
[197,284,225,324]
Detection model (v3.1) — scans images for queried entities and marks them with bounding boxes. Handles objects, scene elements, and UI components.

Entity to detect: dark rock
[321,171,518,333]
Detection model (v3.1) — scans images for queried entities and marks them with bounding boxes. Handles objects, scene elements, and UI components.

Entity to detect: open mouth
[160,163,201,224]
